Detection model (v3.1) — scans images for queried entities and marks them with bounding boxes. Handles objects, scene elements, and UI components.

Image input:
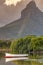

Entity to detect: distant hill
[0,1,43,39]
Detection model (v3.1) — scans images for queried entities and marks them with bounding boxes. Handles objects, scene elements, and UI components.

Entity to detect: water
[0,59,15,65]
[0,53,43,65]
[0,58,43,65]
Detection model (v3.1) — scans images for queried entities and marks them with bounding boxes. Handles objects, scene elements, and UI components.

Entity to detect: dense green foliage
[0,40,11,48]
[0,35,43,65]
[10,35,43,65]
[10,35,43,54]
[0,40,11,59]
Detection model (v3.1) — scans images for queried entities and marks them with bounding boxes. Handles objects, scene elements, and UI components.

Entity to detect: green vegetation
[10,35,43,65]
[10,35,43,54]
[13,61,43,65]
[0,40,11,59]
[0,35,43,65]
[0,40,11,49]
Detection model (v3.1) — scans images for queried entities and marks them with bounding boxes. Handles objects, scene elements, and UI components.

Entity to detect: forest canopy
[10,35,43,54]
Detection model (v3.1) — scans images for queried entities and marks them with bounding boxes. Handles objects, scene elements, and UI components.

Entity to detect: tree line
[0,40,11,49]
[10,35,43,54]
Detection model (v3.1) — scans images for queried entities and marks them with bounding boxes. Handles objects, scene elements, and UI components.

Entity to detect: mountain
[0,1,43,40]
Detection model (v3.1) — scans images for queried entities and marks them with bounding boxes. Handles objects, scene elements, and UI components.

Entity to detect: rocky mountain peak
[0,1,43,39]
[21,1,43,19]
[26,1,36,9]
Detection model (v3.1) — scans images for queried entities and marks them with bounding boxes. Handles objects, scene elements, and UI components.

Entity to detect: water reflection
[0,52,43,65]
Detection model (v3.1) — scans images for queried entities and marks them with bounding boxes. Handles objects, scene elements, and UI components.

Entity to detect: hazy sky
[0,0,43,27]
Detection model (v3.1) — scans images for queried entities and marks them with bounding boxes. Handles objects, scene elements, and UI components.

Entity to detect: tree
[10,35,43,65]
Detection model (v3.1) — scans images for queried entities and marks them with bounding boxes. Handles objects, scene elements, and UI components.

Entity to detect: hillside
[0,1,43,39]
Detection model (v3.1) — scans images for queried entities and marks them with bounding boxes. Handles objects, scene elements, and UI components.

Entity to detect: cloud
[0,0,43,27]
[4,0,22,6]
[0,0,25,27]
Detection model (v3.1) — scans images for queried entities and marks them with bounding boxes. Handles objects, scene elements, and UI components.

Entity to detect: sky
[0,0,43,27]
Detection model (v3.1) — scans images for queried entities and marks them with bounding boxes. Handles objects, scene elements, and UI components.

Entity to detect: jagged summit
[21,1,43,18]
[26,0,36,8]
[21,1,36,18]
[0,1,43,39]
